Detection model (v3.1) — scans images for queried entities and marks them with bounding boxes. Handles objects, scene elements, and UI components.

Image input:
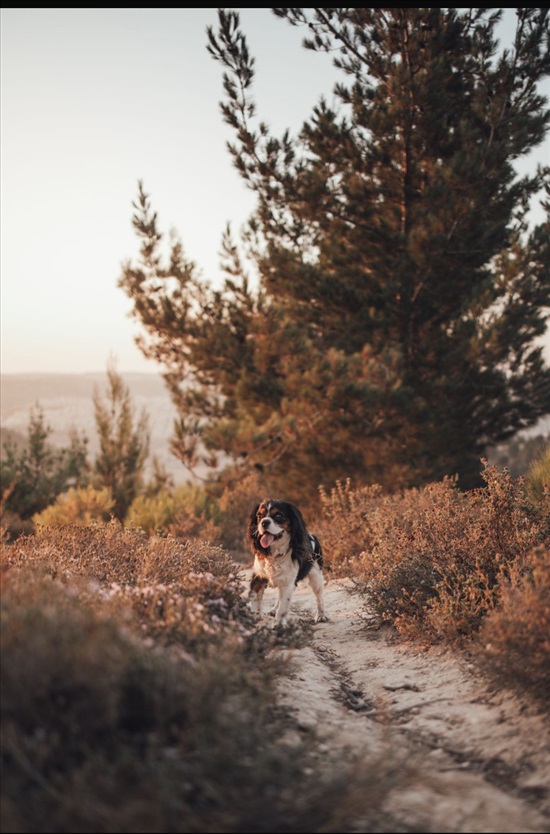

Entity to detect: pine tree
[93,361,150,520]
[1,404,90,521]
[120,8,550,503]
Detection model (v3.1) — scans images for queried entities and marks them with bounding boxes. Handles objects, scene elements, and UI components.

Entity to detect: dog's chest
[254,551,297,587]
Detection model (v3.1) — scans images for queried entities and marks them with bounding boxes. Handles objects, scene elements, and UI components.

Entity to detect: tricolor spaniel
[247,499,328,626]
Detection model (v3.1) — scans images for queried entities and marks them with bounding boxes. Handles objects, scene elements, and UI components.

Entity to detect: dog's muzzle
[259,520,281,549]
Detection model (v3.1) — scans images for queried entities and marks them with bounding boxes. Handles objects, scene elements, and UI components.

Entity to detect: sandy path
[252,574,550,833]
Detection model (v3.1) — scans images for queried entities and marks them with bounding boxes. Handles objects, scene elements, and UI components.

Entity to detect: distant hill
[1,372,168,416]
[1,372,189,484]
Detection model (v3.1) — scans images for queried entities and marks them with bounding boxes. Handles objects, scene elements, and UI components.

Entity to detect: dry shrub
[3,524,250,653]
[114,537,251,650]
[476,545,550,703]
[0,509,34,540]
[166,510,221,545]
[526,441,550,503]
[357,479,465,632]
[140,534,237,585]
[319,464,549,646]
[6,521,147,584]
[419,464,549,643]
[317,478,383,573]
[1,527,409,833]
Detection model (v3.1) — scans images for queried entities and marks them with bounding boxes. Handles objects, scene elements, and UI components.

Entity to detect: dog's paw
[315,614,329,624]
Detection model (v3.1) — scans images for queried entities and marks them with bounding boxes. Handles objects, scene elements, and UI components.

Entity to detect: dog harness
[309,532,321,558]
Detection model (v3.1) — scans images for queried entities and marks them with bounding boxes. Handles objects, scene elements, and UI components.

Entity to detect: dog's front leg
[249,574,268,618]
[274,584,294,626]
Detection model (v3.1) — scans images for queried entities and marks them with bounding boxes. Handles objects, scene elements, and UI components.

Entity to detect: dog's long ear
[247,504,261,548]
[287,502,310,562]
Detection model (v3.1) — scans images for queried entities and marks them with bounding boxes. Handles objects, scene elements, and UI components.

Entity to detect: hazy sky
[2,8,549,375]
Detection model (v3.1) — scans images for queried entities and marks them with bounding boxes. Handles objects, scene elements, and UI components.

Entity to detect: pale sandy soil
[248,572,550,834]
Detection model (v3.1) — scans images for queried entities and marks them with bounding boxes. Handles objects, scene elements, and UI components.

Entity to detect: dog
[247,498,328,626]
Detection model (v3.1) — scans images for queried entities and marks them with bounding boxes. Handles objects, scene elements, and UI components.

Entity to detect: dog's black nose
[262,519,271,528]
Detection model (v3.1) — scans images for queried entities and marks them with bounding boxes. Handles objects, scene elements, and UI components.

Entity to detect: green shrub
[126,484,220,540]
[0,404,89,522]
[126,487,179,534]
[92,360,150,521]
[32,485,115,526]
[126,472,265,563]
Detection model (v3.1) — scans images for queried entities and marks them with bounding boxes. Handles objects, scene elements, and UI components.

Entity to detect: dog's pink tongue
[260,532,274,549]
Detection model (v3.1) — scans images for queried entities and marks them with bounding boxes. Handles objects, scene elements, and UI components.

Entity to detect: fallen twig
[383,683,421,692]
[390,697,446,716]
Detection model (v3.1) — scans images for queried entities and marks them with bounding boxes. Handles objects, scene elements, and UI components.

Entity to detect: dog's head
[247,499,311,560]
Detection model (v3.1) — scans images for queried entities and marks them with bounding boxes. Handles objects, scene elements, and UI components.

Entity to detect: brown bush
[476,545,550,704]
[3,523,251,653]
[318,464,549,646]
[6,521,146,584]
[316,478,383,573]
[0,509,35,541]
[208,470,265,561]
[113,537,252,651]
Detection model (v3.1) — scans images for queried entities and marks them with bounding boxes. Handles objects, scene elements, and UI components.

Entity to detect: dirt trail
[253,574,550,833]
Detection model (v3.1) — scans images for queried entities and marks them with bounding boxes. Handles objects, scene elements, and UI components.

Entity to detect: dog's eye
[273,513,284,522]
